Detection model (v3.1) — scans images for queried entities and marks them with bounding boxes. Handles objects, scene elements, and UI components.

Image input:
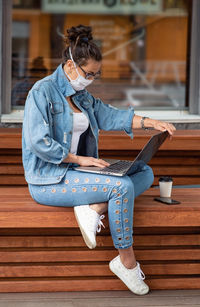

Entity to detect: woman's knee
[119,175,135,193]
[144,164,154,188]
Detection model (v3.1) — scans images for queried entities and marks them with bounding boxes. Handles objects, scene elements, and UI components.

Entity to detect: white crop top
[70,112,89,155]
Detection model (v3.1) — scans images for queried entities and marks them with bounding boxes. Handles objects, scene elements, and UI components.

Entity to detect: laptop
[74,130,169,177]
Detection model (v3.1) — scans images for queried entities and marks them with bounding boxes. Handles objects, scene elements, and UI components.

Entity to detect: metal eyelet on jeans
[115,220,120,224]
[62,188,66,193]
[74,178,79,183]
[125,236,130,240]
[117,228,121,233]
[93,187,97,192]
[116,181,121,186]
[124,198,128,203]
[116,200,120,205]
[124,218,129,223]
[125,227,130,231]
[115,210,120,214]
[82,187,87,192]
[106,178,111,183]
[103,187,107,192]
[112,189,117,193]
[85,178,89,183]
[95,178,100,183]
[123,208,128,213]
[72,188,76,192]
[51,188,56,193]
[65,179,69,184]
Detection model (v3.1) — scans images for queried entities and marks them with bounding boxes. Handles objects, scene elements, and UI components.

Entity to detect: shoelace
[136,262,145,280]
[96,214,105,233]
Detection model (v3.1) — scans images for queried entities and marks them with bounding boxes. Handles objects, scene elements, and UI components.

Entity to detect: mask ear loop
[69,47,80,75]
[69,47,77,67]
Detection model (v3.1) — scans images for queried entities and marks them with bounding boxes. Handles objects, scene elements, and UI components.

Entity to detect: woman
[22,25,176,295]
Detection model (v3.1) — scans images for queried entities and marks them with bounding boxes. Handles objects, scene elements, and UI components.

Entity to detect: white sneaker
[74,205,105,249]
[109,255,149,295]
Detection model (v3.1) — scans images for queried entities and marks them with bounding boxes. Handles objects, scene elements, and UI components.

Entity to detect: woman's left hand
[132,115,176,136]
[151,119,176,136]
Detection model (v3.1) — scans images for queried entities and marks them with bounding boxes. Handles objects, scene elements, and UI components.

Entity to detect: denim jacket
[22,64,135,185]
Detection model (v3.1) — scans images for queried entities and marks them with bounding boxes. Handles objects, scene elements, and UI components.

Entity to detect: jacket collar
[51,64,76,97]
[51,64,92,110]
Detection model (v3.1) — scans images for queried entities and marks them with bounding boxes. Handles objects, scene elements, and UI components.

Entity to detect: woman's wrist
[63,153,79,164]
[143,118,155,129]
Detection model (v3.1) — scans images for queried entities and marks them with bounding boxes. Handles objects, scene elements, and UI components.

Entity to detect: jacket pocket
[50,101,63,114]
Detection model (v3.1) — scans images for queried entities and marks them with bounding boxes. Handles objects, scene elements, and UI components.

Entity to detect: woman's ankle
[120,256,137,269]
[89,202,108,215]
[118,246,137,269]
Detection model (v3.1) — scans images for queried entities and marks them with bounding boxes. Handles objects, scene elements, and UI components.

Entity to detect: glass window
[11,0,190,109]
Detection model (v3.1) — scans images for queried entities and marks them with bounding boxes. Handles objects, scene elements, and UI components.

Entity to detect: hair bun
[66,24,93,46]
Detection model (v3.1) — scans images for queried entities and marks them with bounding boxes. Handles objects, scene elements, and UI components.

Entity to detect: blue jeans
[28,161,154,249]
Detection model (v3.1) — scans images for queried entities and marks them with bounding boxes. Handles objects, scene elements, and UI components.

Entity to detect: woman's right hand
[63,153,110,168]
[77,156,110,168]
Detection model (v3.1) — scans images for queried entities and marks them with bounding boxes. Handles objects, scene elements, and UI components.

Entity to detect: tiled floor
[0,290,200,307]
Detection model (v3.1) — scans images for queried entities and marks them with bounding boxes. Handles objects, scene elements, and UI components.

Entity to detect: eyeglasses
[79,65,101,80]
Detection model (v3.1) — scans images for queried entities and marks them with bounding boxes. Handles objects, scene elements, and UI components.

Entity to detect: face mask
[64,47,93,91]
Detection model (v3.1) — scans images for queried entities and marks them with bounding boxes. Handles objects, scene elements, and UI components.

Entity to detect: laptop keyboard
[103,160,132,173]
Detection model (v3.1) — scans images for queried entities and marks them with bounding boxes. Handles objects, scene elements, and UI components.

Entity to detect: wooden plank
[150,156,200,166]
[143,188,200,196]
[0,156,22,164]
[100,150,200,159]
[152,166,200,176]
[0,175,26,185]
[0,277,200,293]
[1,129,200,150]
[0,249,200,263]
[0,165,24,175]
[0,212,78,228]
[1,263,200,278]
[98,130,200,151]
[134,211,200,227]
[153,177,200,185]
[0,186,29,195]
[0,207,200,227]
[0,149,21,155]
[0,234,199,248]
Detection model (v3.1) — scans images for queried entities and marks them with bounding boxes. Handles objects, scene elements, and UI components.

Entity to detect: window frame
[188,0,200,114]
[0,0,200,120]
[1,0,12,116]
[0,0,2,118]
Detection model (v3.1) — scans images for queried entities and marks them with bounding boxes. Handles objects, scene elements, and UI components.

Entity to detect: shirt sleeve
[92,96,135,139]
[23,88,69,164]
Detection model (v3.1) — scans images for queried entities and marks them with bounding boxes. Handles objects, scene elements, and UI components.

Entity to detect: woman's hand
[145,118,176,136]
[63,153,110,168]
[77,156,110,168]
[132,115,176,136]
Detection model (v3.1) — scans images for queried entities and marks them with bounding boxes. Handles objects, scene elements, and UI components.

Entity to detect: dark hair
[63,24,102,66]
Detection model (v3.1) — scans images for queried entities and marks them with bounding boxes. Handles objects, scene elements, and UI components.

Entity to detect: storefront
[1,0,200,126]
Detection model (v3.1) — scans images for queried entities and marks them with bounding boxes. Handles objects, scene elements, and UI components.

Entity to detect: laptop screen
[135,130,169,164]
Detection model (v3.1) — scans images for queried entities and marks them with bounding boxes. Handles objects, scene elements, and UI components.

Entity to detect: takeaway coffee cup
[159,176,173,198]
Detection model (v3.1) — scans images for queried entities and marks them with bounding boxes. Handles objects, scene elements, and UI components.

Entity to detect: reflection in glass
[11,0,190,109]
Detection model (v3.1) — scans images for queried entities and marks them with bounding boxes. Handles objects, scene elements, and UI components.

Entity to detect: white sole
[109,261,149,295]
[74,208,96,249]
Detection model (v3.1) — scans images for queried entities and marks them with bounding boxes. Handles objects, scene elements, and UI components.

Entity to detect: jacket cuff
[60,147,69,163]
[123,107,135,139]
